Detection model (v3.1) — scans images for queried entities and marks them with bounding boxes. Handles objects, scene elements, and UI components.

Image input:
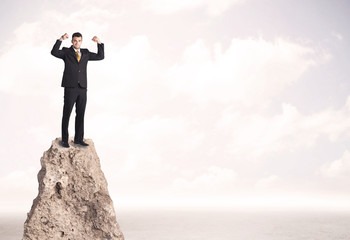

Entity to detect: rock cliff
[23,138,124,240]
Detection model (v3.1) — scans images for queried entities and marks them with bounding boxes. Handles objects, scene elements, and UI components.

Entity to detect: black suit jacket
[51,40,104,88]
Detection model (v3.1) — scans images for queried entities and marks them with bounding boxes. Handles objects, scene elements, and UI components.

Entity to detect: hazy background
[0,0,350,213]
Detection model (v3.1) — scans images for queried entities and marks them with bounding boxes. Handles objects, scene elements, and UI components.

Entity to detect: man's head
[71,32,82,49]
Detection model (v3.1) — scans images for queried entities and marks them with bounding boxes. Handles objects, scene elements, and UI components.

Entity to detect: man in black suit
[51,32,104,148]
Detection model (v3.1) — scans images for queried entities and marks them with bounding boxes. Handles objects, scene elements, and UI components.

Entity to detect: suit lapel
[70,46,78,63]
[80,49,87,62]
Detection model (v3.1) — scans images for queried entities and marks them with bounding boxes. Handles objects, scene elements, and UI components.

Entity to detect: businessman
[51,32,104,148]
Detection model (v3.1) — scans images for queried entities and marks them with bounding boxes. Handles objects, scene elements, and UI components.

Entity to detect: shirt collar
[73,47,80,52]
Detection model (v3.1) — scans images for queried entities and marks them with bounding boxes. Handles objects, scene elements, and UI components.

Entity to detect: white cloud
[218,103,303,157]
[319,150,350,179]
[172,166,236,192]
[0,168,38,212]
[255,175,279,190]
[0,43,58,95]
[331,31,343,41]
[217,97,350,158]
[142,0,245,15]
[166,37,319,105]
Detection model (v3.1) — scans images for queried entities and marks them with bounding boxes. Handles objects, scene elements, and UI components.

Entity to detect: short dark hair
[72,32,82,38]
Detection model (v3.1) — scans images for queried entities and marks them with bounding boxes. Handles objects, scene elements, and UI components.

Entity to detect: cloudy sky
[1,0,350,212]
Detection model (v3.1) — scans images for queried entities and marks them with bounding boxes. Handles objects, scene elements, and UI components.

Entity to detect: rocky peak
[23,138,124,240]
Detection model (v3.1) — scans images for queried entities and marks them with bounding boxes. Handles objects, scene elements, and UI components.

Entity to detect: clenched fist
[59,33,69,41]
[92,36,101,44]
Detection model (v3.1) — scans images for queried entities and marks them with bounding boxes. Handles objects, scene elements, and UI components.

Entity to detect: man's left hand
[92,36,101,44]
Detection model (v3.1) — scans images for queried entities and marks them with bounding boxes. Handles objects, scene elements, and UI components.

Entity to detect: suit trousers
[61,86,87,143]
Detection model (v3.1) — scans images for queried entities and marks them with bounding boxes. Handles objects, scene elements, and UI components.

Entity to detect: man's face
[72,37,82,49]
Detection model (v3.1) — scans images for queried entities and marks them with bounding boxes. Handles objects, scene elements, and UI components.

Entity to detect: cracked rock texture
[23,138,124,240]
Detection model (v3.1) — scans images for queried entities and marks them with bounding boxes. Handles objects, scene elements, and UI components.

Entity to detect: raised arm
[51,33,68,59]
[89,36,104,61]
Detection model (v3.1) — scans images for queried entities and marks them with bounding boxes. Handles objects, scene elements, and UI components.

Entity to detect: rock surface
[23,138,124,240]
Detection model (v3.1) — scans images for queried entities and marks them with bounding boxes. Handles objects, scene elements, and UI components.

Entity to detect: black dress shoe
[60,141,70,148]
[74,140,89,146]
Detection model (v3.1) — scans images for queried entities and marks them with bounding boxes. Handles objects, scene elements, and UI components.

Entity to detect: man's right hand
[59,33,69,41]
